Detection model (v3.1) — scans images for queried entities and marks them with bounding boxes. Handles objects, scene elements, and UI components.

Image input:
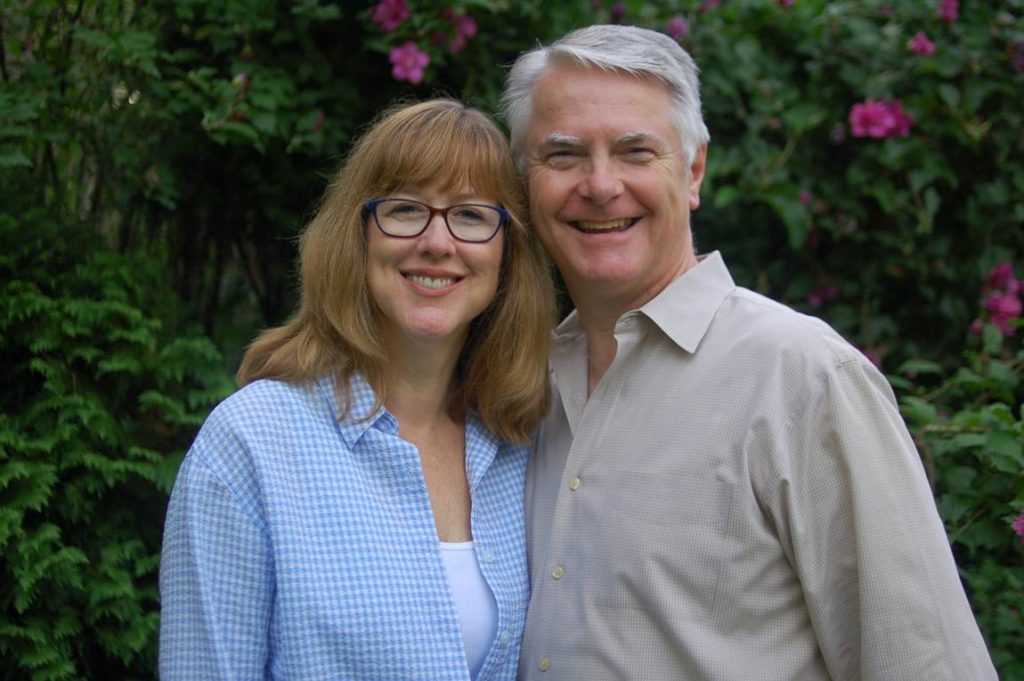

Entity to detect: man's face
[523,64,706,313]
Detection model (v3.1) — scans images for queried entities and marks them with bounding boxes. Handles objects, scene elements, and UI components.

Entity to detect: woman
[159,99,555,680]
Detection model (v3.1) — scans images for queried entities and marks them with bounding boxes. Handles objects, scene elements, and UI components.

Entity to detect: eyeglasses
[363,198,508,243]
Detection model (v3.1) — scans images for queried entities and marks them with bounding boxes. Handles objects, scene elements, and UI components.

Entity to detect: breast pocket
[589,470,733,619]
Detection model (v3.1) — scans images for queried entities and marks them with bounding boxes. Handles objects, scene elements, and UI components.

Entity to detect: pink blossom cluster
[908,32,935,56]
[1013,513,1024,546]
[807,283,838,309]
[972,262,1022,337]
[442,9,478,54]
[665,15,689,40]
[938,0,958,23]
[389,41,429,85]
[371,0,410,33]
[849,99,913,139]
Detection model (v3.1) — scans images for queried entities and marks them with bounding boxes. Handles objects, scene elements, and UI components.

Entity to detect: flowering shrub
[1,0,1021,677]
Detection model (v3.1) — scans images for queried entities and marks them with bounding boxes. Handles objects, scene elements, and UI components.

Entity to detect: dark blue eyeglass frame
[362,198,509,243]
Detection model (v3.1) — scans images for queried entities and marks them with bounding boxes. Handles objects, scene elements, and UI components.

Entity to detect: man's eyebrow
[616,131,658,145]
[539,133,583,148]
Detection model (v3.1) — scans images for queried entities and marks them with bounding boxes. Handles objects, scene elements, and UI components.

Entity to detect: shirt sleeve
[774,356,996,680]
[159,436,274,681]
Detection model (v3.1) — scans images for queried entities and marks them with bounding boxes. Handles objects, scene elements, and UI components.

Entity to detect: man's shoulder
[717,286,865,370]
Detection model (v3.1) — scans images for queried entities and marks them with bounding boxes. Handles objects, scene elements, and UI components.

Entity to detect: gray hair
[502,24,710,167]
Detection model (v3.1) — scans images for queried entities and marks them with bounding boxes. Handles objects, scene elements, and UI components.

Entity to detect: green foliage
[1,0,1021,677]
[899,327,1024,677]
[0,210,231,678]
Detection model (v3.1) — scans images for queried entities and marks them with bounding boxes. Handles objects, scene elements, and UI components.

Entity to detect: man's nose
[577,157,624,205]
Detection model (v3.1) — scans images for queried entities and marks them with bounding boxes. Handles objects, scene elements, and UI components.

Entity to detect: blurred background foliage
[1,0,1021,678]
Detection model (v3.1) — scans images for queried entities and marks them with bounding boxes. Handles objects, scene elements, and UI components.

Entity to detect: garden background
[2,0,1022,678]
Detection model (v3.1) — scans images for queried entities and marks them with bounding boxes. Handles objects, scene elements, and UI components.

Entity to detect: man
[501,24,997,680]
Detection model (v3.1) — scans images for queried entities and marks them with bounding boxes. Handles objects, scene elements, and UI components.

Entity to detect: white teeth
[407,274,457,290]
[576,218,634,231]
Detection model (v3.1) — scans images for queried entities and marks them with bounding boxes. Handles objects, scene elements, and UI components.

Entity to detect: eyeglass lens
[373,199,502,242]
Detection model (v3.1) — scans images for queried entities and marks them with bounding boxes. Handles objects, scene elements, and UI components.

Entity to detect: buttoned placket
[525,311,646,676]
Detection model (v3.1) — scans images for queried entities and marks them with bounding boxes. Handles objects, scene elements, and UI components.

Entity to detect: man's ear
[688,143,708,211]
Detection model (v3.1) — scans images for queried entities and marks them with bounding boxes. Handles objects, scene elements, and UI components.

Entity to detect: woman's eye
[452,208,485,222]
[385,202,427,219]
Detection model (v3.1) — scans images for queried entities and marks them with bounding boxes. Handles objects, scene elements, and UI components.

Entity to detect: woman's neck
[381,333,465,430]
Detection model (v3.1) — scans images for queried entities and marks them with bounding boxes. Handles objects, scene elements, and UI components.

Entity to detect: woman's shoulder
[190,379,331,458]
[208,378,325,425]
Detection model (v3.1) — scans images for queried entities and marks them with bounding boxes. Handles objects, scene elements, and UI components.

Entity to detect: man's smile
[570,217,640,233]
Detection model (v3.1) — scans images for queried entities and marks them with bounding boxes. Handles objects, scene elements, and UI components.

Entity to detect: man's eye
[623,148,656,162]
[545,151,580,167]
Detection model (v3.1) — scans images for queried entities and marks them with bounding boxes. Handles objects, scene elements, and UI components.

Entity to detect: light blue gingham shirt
[159,374,529,680]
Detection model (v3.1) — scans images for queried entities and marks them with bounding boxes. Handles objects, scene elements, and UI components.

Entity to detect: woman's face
[366,182,505,352]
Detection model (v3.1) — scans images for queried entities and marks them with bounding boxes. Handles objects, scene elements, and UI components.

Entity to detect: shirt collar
[639,250,735,353]
[316,372,395,448]
[550,251,735,354]
[316,372,503,469]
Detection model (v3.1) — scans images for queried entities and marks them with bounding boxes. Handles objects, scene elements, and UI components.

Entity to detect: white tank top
[439,541,498,679]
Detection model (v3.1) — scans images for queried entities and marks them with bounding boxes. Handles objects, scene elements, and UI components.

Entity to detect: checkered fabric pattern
[159,374,529,680]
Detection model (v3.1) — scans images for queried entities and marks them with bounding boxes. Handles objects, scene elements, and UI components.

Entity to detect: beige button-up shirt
[519,252,996,680]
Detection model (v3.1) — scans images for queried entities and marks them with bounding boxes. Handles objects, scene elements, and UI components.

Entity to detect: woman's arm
[159,447,274,681]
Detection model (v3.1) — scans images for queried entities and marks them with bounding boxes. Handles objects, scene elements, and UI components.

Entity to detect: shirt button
[482,550,496,563]
[551,565,564,580]
[539,657,551,672]
[500,631,511,644]
[568,476,581,491]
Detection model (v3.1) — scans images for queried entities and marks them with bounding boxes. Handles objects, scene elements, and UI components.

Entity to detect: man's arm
[773,357,996,680]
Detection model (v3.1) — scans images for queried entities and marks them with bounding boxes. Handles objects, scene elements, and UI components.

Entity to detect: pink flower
[371,0,410,33]
[972,262,1023,337]
[938,0,958,23]
[807,283,838,309]
[799,189,812,206]
[986,262,1020,293]
[389,41,429,85]
[908,32,935,56]
[777,0,795,6]
[665,16,689,40]
[610,2,626,23]
[985,291,1023,318]
[443,11,477,54]
[984,291,1023,336]
[1013,514,1024,545]
[849,99,913,139]
[701,0,722,11]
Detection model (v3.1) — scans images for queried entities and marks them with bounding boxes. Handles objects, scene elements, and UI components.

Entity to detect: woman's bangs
[378,124,511,203]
